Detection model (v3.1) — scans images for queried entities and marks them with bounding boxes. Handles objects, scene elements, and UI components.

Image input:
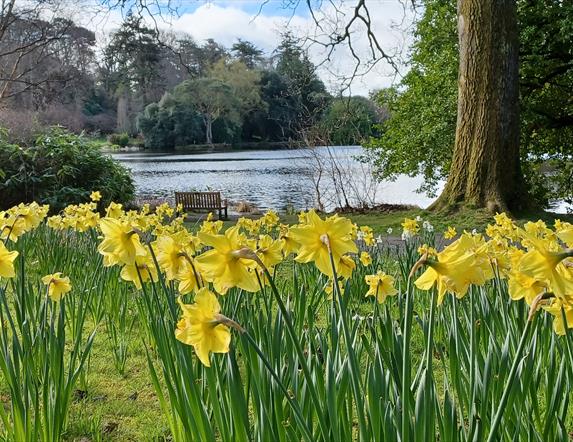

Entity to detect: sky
[71,0,416,95]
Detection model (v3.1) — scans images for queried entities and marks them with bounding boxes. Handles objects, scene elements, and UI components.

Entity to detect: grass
[63,330,167,441]
[185,206,573,236]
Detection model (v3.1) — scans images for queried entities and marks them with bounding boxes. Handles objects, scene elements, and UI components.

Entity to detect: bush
[107,132,130,147]
[0,127,135,211]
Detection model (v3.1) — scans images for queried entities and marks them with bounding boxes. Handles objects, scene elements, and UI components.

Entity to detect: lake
[111,146,438,212]
[111,146,571,214]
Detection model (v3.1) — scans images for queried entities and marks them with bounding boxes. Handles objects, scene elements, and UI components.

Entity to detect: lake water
[111,146,438,212]
[111,146,571,214]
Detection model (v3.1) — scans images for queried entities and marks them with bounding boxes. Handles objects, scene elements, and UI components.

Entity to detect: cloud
[165,2,415,95]
[70,0,415,95]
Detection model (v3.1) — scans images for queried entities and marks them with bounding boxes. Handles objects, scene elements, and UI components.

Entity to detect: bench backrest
[176,191,222,209]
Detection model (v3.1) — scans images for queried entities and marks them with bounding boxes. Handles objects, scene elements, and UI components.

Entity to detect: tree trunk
[430,0,527,213]
[205,115,213,144]
[116,92,131,134]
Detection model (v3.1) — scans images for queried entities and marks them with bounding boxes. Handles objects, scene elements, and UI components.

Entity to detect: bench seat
[175,191,228,220]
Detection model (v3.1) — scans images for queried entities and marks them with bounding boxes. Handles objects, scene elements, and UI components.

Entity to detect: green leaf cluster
[0,127,134,211]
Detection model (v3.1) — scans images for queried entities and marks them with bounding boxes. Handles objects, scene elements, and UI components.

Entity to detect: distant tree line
[0,9,383,148]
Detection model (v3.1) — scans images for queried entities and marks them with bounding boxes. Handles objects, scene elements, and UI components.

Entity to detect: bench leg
[224,207,228,220]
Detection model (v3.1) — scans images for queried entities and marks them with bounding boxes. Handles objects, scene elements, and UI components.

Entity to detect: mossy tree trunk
[431,0,528,213]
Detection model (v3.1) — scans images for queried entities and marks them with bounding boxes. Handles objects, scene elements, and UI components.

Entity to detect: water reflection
[111,146,439,211]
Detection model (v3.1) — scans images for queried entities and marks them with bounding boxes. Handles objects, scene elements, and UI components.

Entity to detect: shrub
[0,127,135,211]
[107,132,130,147]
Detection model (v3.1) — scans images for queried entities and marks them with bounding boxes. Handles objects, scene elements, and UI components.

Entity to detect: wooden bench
[175,191,228,220]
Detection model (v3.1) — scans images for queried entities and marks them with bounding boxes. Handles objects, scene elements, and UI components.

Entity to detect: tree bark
[205,115,213,144]
[116,92,131,134]
[431,0,527,213]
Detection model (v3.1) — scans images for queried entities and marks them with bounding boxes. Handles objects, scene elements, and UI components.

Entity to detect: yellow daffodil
[0,216,25,242]
[200,219,223,235]
[41,272,72,301]
[415,236,487,304]
[175,288,232,367]
[359,251,372,267]
[444,226,457,240]
[418,244,438,258]
[365,271,398,303]
[543,299,573,335]
[524,220,553,240]
[359,226,375,246]
[262,210,280,227]
[325,279,345,299]
[177,259,202,294]
[555,221,573,248]
[155,234,186,280]
[90,191,102,202]
[105,202,124,219]
[120,254,158,289]
[98,218,147,266]
[279,224,300,256]
[289,210,357,277]
[16,203,47,231]
[0,242,18,278]
[507,271,546,305]
[337,255,356,280]
[195,226,259,294]
[256,235,283,269]
[401,218,419,239]
[518,236,573,301]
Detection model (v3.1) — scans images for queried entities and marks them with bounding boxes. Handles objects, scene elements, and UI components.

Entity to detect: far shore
[99,139,317,153]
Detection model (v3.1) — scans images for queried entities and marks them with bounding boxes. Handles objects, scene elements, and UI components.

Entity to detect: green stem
[486,317,534,442]
[468,288,476,437]
[242,332,314,442]
[326,247,368,440]
[425,290,437,373]
[401,277,413,441]
[560,307,573,375]
[261,265,329,438]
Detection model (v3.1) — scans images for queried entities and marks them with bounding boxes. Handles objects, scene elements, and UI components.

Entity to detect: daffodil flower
[41,272,72,302]
[365,271,398,303]
[175,288,233,367]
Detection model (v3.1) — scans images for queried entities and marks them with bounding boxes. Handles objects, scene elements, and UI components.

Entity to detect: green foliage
[137,34,333,148]
[366,0,573,207]
[320,96,382,145]
[365,0,458,196]
[276,32,331,126]
[0,127,134,211]
[137,99,201,149]
[108,132,130,147]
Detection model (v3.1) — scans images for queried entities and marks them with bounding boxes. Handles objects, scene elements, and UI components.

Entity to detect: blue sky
[179,1,312,17]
